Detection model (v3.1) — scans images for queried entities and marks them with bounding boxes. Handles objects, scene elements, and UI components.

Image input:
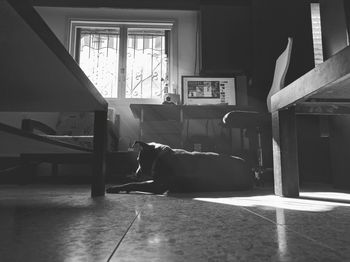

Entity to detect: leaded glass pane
[126,29,168,99]
[78,28,119,98]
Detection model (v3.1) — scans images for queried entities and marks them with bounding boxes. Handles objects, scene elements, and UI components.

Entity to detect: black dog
[106,141,254,194]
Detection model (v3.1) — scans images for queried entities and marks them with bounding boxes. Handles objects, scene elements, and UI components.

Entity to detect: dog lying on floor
[106,141,254,194]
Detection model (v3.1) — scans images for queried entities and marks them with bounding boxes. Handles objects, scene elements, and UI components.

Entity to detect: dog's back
[107,142,254,194]
[154,149,254,192]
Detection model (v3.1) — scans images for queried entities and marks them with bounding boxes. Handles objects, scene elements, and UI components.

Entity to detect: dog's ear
[132,141,153,151]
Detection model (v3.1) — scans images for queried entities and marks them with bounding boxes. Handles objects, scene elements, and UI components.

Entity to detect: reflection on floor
[0,184,349,262]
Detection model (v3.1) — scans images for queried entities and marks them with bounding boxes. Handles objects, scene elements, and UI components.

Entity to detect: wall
[33,6,198,149]
[200,3,252,74]
[251,0,314,107]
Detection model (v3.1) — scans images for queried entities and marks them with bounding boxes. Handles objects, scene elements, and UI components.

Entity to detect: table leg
[272,108,299,197]
[91,110,107,197]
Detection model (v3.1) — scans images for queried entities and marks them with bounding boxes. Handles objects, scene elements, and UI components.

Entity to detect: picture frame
[181,76,236,105]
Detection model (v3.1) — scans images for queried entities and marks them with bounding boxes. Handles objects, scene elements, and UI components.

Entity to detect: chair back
[267,37,293,112]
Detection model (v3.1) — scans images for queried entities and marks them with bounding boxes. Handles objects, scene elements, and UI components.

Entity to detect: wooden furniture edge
[0,122,92,153]
[271,45,350,112]
[7,0,108,111]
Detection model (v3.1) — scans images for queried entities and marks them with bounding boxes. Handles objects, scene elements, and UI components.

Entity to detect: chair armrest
[21,119,57,135]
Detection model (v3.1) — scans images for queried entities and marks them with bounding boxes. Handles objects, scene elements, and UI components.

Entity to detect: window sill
[105,97,163,106]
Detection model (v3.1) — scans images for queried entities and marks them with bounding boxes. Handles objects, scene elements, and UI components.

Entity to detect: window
[126,28,168,99]
[310,3,324,66]
[77,27,120,97]
[69,21,172,99]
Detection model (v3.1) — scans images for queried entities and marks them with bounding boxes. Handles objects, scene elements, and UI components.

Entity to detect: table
[130,104,263,150]
[0,1,107,197]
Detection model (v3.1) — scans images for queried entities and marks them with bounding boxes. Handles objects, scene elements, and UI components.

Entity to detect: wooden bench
[271,44,350,197]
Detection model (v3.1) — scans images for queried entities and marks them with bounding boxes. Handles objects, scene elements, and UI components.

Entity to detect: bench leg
[272,108,299,197]
[91,110,107,197]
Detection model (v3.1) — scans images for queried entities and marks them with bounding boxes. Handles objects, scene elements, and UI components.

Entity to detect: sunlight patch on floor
[194,194,350,212]
[300,191,350,202]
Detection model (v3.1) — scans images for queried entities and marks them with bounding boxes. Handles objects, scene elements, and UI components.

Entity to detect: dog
[106,141,254,194]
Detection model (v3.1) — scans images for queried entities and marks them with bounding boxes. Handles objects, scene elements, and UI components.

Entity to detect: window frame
[68,19,177,102]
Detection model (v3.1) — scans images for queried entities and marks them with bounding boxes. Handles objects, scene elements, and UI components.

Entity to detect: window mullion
[118,26,128,98]
[75,28,82,63]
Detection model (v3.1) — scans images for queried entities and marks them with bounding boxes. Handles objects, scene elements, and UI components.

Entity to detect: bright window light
[70,21,171,99]
[78,28,120,98]
[194,194,350,212]
[126,29,168,98]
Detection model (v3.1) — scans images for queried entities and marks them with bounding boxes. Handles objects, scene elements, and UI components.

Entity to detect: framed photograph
[181,76,236,105]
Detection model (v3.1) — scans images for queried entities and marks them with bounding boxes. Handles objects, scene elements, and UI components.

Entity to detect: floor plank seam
[240,206,278,225]
[106,210,141,262]
[241,207,345,258]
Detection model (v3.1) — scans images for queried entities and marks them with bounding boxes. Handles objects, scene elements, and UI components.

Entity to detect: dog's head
[133,141,171,178]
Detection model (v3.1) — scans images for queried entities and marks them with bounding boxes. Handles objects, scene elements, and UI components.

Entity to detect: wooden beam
[32,0,200,10]
[296,102,350,115]
[0,122,91,155]
[271,45,350,112]
[272,108,299,197]
[32,0,250,9]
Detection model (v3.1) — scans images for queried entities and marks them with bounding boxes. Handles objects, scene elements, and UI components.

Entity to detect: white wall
[34,6,198,149]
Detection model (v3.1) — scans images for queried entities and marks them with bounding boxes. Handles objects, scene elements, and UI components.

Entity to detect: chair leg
[272,108,299,197]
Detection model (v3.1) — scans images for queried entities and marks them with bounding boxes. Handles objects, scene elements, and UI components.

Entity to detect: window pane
[126,29,168,98]
[78,28,119,98]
